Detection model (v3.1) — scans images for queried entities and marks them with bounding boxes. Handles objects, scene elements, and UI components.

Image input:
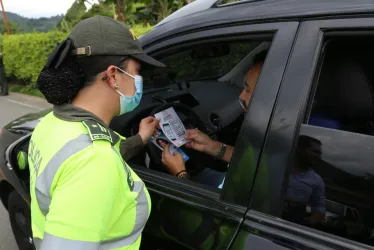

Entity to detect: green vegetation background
[0,0,192,96]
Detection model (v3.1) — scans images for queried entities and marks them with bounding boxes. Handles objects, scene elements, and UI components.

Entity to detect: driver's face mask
[115,67,143,115]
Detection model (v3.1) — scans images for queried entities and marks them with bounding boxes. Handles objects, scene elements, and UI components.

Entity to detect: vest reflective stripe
[35,134,92,216]
[34,181,148,250]
[34,234,100,250]
[112,147,134,191]
[101,181,149,249]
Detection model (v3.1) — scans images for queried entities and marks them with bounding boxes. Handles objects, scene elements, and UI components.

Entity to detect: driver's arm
[204,140,234,163]
[185,129,234,163]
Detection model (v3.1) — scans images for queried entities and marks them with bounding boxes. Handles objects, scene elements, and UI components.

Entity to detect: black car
[2,0,374,249]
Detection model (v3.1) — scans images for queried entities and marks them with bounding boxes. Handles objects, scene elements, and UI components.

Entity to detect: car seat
[309,55,374,134]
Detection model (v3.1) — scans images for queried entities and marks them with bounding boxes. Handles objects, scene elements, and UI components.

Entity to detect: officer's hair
[37,54,129,105]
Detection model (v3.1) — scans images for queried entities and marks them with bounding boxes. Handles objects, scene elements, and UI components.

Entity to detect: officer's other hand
[139,116,160,144]
[184,129,220,156]
[162,144,186,176]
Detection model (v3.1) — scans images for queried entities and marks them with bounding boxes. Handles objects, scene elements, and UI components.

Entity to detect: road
[0,93,51,250]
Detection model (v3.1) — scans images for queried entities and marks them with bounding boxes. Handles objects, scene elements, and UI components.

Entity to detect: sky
[2,0,98,18]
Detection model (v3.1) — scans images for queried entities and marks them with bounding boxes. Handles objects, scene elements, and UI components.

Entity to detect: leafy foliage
[131,23,154,37]
[1,22,153,88]
[0,20,19,34]
[1,12,62,33]
[133,0,185,25]
[80,3,114,20]
[57,0,87,32]
[57,0,193,30]
[2,31,68,85]
[2,0,195,95]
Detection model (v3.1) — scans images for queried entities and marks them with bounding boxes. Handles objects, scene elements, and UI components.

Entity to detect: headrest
[314,57,373,119]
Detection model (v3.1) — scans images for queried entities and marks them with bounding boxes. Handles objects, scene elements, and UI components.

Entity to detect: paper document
[149,130,189,162]
[154,107,189,147]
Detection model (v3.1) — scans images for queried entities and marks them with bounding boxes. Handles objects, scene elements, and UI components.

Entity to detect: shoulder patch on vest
[82,120,113,143]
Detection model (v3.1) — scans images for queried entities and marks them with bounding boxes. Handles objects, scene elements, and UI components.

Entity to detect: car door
[131,21,299,250]
[237,17,374,250]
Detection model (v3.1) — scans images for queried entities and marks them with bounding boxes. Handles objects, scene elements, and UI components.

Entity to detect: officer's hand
[139,116,159,144]
[162,144,186,176]
[184,129,221,156]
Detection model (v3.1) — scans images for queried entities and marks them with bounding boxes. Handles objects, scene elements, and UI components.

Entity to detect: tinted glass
[142,40,262,89]
[283,37,374,247]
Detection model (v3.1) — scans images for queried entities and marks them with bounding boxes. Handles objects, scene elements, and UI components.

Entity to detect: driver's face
[239,62,263,112]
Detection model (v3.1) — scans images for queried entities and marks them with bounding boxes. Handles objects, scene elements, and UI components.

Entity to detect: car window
[142,40,263,89]
[135,36,272,194]
[282,36,374,247]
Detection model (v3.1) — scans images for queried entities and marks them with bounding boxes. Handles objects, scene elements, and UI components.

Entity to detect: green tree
[0,20,19,34]
[133,0,186,25]
[57,0,87,32]
[80,3,114,20]
[59,0,193,32]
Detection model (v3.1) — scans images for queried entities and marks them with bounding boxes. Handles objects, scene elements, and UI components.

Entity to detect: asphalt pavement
[0,93,51,250]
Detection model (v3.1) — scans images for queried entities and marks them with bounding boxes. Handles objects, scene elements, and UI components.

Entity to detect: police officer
[29,16,164,250]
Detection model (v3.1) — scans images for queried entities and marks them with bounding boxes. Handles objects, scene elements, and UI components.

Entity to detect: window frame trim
[242,210,372,250]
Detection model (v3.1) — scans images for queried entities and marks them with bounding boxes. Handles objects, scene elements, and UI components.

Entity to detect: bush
[1,24,153,90]
[0,35,4,51]
[131,24,154,37]
[3,31,68,85]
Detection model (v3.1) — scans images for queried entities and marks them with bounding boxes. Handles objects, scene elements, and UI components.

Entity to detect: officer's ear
[102,65,119,89]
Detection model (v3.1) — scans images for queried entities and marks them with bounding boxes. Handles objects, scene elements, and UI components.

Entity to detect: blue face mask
[115,67,143,115]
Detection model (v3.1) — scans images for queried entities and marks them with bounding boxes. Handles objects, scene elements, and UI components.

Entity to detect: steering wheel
[147,103,210,175]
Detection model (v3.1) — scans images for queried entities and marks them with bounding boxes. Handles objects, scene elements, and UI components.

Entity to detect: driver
[161,51,266,185]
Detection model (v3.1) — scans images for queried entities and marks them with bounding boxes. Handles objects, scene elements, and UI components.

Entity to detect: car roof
[140,0,374,47]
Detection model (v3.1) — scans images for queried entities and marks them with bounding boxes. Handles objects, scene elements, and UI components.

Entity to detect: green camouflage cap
[69,15,165,67]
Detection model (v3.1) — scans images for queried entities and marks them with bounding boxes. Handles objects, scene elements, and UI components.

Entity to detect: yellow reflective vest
[29,109,151,250]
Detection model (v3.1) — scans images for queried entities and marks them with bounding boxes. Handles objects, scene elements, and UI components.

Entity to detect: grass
[8,84,44,98]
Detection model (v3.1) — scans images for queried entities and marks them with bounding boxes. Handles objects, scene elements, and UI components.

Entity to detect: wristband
[176,170,189,178]
[216,143,227,160]
[178,172,190,179]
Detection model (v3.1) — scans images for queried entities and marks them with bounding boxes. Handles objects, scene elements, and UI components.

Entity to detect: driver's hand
[162,144,186,176]
[184,129,221,156]
[138,116,159,144]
